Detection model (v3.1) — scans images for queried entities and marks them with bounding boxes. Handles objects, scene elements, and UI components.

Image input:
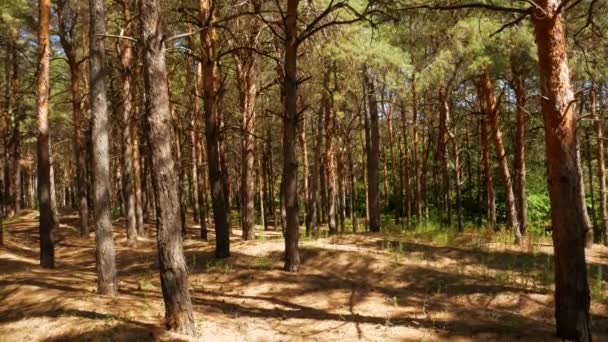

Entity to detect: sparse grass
[1,210,607,341]
[254,255,273,270]
[204,257,233,274]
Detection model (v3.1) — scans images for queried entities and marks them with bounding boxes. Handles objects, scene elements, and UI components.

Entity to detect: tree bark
[532,2,592,339]
[411,82,421,220]
[194,62,208,239]
[282,0,301,272]
[90,0,117,295]
[140,0,196,335]
[37,0,55,269]
[57,0,89,236]
[481,71,522,244]
[236,14,260,240]
[306,101,323,235]
[438,94,451,225]
[386,99,399,222]
[591,85,608,244]
[132,49,145,237]
[363,67,381,233]
[8,29,21,217]
[347,140,357,232]
[117,0,137,245]
[200,0,230,257]
[478,85,496,230]
[3,30,16,218]
[300,114,310,233]
[323,65,337,235]
[513,74,527,235]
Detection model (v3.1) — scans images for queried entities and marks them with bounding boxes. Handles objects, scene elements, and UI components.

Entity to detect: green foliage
[330,22,411,91]
[527,193,551,223]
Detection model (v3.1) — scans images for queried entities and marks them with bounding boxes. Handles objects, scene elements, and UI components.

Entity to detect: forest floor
[0,210,607,342]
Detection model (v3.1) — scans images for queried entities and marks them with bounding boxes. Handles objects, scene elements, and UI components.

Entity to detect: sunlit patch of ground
[0,210,607,341]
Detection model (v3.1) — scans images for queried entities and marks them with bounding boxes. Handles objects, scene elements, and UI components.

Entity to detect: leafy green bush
[527,193,551,223]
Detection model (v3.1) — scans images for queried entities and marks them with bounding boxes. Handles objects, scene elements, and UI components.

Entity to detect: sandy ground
[0,210,607,341]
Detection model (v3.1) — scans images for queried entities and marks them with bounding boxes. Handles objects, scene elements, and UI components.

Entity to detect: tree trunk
[347,141,357,232]
[118,0,137,245]
[438,94,451,225]
[1,44,8,218]
[140,0,195,335]
[532,2,592,339]
[591,85,608,244]
[323,65,337,235]
[363,67,381,233]
[586,129,597,229]
[194,62,208,239]
[236,46,258,241]
[306,101,322,235]
[200,0,230,257]
[281,0,301,272]
[132,51,145,237]
[186,51,200,224]
[513,74,527,235]
[3,30,16,218]
[257,158,266,230]
[386,101,399,222]
[300,115,310,234]
[412,79,421,220]
[451,136,463,231]
[57,0,89,236]
[481,71,521,244]
[37,0,55,269]
[421,119,432,219]
[8,30,21,217]
[90,0,117,295]
[479,86,496,229]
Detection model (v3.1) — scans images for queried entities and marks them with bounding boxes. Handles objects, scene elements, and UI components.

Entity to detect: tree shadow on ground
[43,322,160,342]
[1,211,607,341]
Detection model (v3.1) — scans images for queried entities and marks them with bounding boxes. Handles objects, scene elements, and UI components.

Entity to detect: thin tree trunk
[323,65,337,235]
[421,119,432,220]
[438,94,451,225]
[236,44,258,241]
[90,0,117,295]
[132,50,145,237]
[363,67,380,233]
[481,71,521,243]
[57,0,89,236]
[200,0,230,257]
[337,147,346,232]
[8,30,21,217]
[451,136,463,231]
[257,158,265,230]
[387,101,399,222]
[479,86,496,230]
[141,0,195,335]
[1,42,8,218]
[118,0,137,245]
[532,3,592,339]
[412,79,421,220]
[586,130,596,229]
[186,49,200,224]
[306,102,322,235]
[3,30,16,218]
[300,114,310,233]
[513,74,527,235]
[347,141,357,232]
[37,0,55,269]
[282,0,301,272]
[591,85,608,244]
[194,62,207,239]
